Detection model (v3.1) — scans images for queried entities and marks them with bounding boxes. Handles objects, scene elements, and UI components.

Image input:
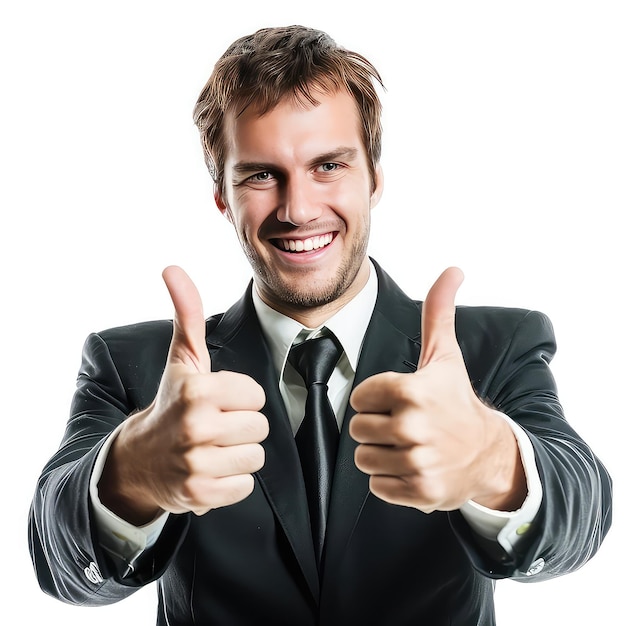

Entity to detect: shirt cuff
[460,412,542,555]
[89,424,169,568]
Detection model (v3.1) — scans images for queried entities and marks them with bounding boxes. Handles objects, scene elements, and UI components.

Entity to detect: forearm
[456,309,612,579]
[29,332,164,603]
[90,426,170,569]
[28,438,138,605]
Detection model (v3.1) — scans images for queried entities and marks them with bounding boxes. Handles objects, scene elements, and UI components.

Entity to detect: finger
[350,371,405,414]
[417,266,464,369]
[368,475,438,513]
[162,265,211,373]
[181,407,269,447]
[350,412,423,446]
[176,371,266,413]
[185,442,266,479]
[205,412,269,446]
[184,473,257,515]
[354,443,436,476]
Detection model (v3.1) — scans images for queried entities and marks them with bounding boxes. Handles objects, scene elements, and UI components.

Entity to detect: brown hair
[193,25,384,194]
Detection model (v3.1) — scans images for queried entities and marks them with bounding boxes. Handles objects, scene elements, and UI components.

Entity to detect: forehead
[223,89,364,162]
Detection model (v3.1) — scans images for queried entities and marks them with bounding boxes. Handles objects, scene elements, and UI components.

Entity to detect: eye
[240,171,278,188]
[249,171,274,182]
[318,163,340,172]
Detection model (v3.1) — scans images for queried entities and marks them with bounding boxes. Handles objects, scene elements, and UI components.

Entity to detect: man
[29,25,612,625]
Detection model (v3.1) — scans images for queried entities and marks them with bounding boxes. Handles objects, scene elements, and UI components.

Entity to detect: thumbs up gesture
[99,267,268,524]
[350,268,526,514]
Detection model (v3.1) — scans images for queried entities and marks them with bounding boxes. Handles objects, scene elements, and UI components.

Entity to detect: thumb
[417,267,464,369]
[162,265,211,373]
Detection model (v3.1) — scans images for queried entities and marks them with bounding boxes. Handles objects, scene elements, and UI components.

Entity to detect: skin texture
[215,89,383,328]
[99,89,525,523]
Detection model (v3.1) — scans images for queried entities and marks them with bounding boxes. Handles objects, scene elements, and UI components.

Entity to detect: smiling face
[216,89,383,326]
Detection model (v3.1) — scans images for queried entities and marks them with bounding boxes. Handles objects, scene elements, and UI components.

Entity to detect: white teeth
[280,233,333,252]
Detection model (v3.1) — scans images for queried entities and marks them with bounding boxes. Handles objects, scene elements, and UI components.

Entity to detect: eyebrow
[231,146,359,176]
[232,161,276,177]
[306,147,358,167]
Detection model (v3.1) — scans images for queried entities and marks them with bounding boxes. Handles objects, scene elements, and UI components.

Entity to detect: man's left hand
[349,268,526,514]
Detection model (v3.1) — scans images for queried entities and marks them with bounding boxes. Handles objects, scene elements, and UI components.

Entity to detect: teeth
[280,233,333,252]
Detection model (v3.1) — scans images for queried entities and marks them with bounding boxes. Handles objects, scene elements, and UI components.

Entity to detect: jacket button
[524,558,545,576]
[84,561,103,584]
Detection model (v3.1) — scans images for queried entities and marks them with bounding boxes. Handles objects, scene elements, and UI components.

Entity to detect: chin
[265,269,358,310]
[249,243,369,311]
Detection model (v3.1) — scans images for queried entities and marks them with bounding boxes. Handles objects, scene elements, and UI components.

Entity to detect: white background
[1,1,623,623]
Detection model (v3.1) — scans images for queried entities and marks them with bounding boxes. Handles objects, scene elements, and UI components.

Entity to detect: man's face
[217,89,383,321]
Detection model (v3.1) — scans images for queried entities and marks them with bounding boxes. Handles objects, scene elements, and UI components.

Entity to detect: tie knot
[288,333,342,389]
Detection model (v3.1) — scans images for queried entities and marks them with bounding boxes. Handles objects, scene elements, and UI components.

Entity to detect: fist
[349,268,525,514]
[99,267,268,523]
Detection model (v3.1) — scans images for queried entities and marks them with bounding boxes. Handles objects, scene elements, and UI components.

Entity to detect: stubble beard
[244,222,370,310]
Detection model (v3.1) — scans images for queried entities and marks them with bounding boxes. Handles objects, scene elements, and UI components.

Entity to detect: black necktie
[288,332,342,568]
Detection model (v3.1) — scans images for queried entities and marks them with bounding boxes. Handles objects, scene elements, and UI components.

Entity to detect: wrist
[98,414,163,526]
[473,409,527,512]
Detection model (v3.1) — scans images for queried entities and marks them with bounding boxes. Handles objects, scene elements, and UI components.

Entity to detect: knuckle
[398,381,421,406]
[178,415,211,447]
[388,414,410,441]
[180,447,200,473]
[177,375,206,404]
[407,475,444,507]
[406,446,426,471]
[179,474,206,506]
[388,413,420,444]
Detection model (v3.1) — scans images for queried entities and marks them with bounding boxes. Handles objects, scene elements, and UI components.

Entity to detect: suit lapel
[323,261,422,581]
[206,263,423,598]
[206,286,320,600]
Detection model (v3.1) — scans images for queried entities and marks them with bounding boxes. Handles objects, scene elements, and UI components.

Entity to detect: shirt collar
[252,259,379,382]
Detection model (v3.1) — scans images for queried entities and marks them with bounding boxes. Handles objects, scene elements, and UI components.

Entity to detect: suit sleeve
[450,309,612,581]
[28,331,189,606]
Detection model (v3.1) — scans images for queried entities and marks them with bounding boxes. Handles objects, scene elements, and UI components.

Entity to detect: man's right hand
[98,266,268,525]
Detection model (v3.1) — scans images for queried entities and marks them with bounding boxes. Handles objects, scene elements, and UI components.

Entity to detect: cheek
[324,180,372,222]
[231,206,268,246]
[228,194,259,232]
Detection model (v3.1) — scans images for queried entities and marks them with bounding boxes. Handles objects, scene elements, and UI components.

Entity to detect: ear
[370,164,384,209]
[214,185,233,223]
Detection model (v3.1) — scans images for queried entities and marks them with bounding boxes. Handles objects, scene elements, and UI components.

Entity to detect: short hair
[193,25,384,194]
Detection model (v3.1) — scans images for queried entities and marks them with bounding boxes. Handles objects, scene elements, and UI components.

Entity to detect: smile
[274,232,335,253]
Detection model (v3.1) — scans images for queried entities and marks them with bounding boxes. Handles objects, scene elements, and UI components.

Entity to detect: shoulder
[453,305,555,346]
[450,306,558,385]
[77,315,226,408]
[372,261,556,350]
[86,313,226,364]
[454,304,554,337]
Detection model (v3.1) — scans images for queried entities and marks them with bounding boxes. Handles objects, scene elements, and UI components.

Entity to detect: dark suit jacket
[29,260,612,625]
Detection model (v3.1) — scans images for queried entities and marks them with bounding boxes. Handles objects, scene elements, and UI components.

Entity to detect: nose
[276,176,322,226]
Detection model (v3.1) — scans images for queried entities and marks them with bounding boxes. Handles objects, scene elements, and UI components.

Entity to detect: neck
[257,260,370,328]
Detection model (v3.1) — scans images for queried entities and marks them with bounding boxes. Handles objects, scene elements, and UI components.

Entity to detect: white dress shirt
[90,260,542,568]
